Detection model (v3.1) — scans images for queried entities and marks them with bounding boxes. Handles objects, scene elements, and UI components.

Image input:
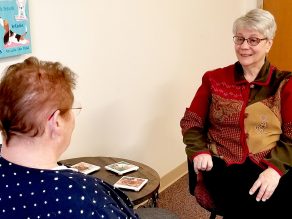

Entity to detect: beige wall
[0,0,257,178]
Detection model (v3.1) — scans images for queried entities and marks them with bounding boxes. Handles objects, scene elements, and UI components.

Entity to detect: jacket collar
[234,59,274,86]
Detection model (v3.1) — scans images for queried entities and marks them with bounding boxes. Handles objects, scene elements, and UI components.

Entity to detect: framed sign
[0,0,31,58]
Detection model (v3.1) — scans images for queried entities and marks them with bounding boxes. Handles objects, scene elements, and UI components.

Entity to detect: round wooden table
[59,156,160,206]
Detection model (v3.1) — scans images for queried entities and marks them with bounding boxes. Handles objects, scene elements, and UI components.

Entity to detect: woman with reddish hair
[0,57,178,219]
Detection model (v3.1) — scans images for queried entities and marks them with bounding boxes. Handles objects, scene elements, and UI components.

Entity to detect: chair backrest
[187,158,223,217]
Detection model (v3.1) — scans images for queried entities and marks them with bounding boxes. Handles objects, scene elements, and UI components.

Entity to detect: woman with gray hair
[180,8,292,218]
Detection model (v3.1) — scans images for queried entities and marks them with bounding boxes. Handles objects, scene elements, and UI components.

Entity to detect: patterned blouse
[0,156,139,219]
[180,60,292,175]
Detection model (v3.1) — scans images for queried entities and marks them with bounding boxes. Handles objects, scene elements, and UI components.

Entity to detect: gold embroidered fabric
[245,102,281,154]
[210,94,242,123]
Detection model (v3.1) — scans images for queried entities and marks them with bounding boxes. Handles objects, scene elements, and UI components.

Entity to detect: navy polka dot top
[0,156,139,219]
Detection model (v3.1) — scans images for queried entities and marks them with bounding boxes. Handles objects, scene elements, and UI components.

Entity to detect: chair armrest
[187,157,197,196]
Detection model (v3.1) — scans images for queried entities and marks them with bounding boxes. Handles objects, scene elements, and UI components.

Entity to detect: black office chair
[187,158,223,219]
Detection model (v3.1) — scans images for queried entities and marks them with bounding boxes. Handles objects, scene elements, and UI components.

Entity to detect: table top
[59,156,160,205]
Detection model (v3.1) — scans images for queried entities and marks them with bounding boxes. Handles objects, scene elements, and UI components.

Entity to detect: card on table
[105,161,139,175]
[71,162,101,175]
[114,176,148,191]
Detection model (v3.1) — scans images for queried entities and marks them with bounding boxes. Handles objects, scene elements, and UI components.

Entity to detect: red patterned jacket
[180,60,292,175]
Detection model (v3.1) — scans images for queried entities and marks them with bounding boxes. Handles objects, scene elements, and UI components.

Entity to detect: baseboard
[159,161,188,192]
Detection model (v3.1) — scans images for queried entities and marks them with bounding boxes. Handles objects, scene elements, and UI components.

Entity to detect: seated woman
[0,57,177,219]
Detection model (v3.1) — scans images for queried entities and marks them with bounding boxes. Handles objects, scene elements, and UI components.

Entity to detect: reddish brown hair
[0,56,76,142]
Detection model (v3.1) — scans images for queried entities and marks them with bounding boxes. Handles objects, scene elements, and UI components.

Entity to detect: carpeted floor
[157,174,222,219]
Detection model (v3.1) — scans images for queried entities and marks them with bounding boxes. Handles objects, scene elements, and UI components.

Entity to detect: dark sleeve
[264,78,292,175]
[92,178,139,218]
[180,72,211,159]
[65,173,140,219]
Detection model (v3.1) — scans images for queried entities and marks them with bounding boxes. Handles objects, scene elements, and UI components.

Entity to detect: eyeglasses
[233,36,267,46]
[71,107,82,117]
[48,107,82,120]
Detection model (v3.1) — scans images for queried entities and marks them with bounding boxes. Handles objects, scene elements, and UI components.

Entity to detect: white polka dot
[26,171,30,174]
[19,194,22,197]
[80,210,84,214]
[56,198,59,202]
[44,201,47,204]
[34,203,37,207]
[58,211,61,214]
[31,192,34,195]
[5,185,8,188]
[43,190,46,193]
[55,187,58,190]
[68,196,72,200]
[13,172,17,175]
[47,213,50,217]
[81,196,85,200]
[16,183,20,186]
[23,205,26,208]
[54,177,58,181]
[82,186,86,189]
[69,209,72,213]
[69,185,72,188]
[101,215,104,218]
[28,181,32,185]
[2,174,5,177]
[2,209,5,213]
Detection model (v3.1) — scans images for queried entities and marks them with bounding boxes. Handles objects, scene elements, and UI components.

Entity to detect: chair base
[210,212,217,219]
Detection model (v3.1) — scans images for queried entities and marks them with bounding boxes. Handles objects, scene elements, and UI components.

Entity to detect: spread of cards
[69,160,148,191]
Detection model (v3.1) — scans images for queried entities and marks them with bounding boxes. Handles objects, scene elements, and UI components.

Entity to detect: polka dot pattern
[0,157,139,218]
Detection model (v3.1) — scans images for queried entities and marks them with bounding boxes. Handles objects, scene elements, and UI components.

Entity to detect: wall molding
[159,161,188,192]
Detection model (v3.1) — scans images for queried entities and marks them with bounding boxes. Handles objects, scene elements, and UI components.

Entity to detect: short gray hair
[233,9,277,40]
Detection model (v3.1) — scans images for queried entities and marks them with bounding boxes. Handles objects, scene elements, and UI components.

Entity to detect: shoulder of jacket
[204,64,235,79]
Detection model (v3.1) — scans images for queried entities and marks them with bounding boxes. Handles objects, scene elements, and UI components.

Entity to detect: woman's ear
[47,110,62,139]
[266,39,273,53]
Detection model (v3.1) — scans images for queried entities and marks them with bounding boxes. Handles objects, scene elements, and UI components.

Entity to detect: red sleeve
[281,78,292,125]
[188,72,212,118]
[264,77,292,175]
[180,72,211,134]
[180,72,212,159]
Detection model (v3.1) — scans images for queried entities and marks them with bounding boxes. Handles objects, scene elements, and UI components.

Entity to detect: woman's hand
[193,154,213,174]
[249,167,281,202]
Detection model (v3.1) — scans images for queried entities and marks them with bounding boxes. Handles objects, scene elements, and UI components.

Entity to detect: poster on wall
[0,0,31,58]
